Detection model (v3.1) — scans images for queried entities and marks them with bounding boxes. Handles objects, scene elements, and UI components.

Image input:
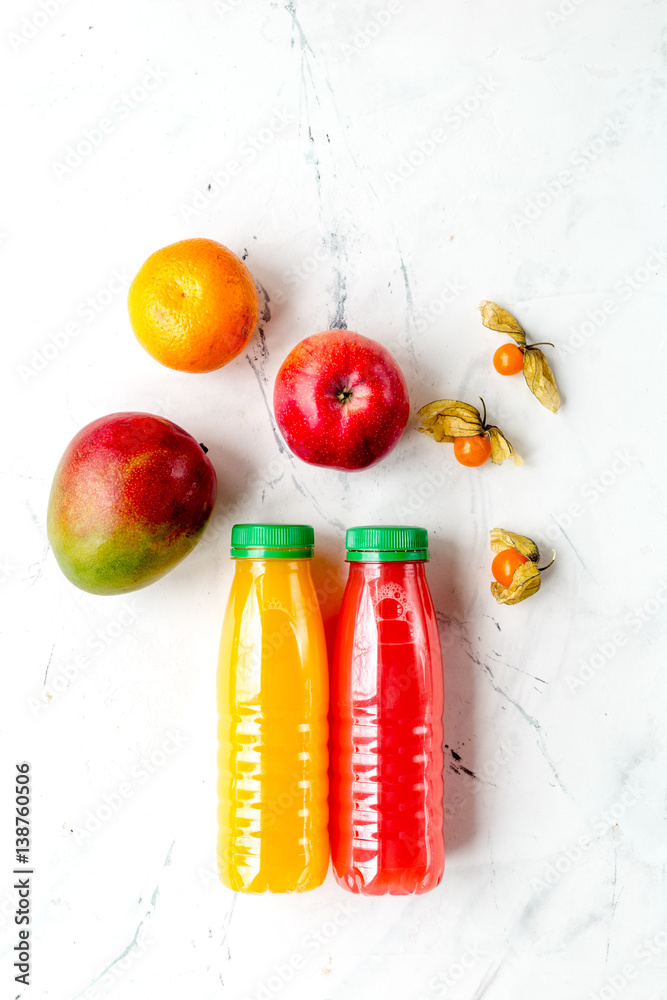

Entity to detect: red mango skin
[47,412,217,595]
[273,330,410,471]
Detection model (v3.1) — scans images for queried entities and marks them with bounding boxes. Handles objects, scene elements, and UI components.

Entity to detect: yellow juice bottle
[217,523,329,892]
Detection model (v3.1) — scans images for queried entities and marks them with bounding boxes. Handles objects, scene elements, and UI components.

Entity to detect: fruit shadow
[250,262,289,349]
[202,431,279,525]
[310,540,346,675]
[427,533,477,854]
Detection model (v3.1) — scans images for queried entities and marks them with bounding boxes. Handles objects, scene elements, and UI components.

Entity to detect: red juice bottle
[330,525,444,895]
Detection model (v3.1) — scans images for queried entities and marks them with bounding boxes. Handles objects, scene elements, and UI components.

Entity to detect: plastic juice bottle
[330,525,444,895]
[217,523,329,893]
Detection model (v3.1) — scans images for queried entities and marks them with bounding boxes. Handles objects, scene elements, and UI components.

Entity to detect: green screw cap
[345,525,429,562]
[230,523,314,559]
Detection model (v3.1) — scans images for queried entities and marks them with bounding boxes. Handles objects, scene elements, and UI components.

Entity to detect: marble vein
[484,672,572,801]
[245,354,286,453]
[43,642,56,686]
[74,841,175,999]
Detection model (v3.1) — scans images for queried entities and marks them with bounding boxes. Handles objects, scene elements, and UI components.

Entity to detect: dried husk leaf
[523,347,561,413]
[487,426,523,466]
[491,560,541,605]
[417,419,455,443]
[417,399,453,427]
[441,412,485,438]
[417,400,484,440]
[489,528,540,562]
[479,301,526,346]
[417,399,482,424]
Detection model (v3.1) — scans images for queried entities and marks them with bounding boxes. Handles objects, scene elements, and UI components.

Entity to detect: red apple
[273,330,410,470]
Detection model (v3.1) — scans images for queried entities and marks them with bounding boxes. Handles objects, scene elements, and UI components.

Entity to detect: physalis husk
[479,300,561,413]
[418,398,522,466]
[490,527,555,605]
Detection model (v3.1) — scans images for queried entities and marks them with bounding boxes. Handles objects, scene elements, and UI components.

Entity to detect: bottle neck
[348,559,427,579]
[234,557,313,572]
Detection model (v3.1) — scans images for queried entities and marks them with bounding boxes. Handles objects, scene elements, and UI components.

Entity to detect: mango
[47,412,217,595]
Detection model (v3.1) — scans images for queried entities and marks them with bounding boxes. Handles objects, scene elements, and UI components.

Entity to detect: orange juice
[217,524,329,892]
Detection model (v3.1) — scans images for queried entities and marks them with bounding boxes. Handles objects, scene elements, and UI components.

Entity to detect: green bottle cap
[345,525,429,562]
[230,523,314,559]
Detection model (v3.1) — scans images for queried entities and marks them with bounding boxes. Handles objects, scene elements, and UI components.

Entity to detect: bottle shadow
[428,533,477,855]
[310,535,345,863]
[310,540,346,665]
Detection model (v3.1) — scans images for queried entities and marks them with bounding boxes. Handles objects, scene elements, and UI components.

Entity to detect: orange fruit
[128,238,259,373]
[493,343,524,376]
[492,548,529,586]
[453,434,492,467]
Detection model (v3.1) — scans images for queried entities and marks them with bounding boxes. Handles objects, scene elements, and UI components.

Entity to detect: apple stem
[199,443,209,453]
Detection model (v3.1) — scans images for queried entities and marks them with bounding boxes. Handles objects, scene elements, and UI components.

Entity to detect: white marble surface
[2,1,667,997]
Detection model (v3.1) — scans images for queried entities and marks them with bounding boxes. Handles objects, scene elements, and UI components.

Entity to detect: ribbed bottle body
[330,560,444,895]
[217,558,329,892]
